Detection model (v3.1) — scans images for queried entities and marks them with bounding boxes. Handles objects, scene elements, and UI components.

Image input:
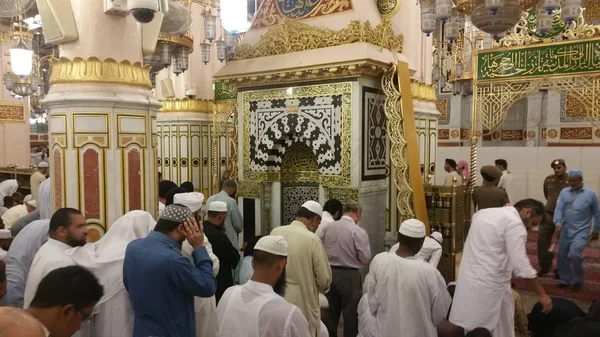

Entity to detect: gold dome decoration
[377,0,402,18]
[235,18,403,60]
[159,98,215,113]
[50,57,152,89]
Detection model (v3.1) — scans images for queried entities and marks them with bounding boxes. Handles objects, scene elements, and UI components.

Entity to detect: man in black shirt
[204,201,240,302]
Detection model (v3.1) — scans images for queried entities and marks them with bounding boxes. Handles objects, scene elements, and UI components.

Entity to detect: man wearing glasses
[26,265,103,337]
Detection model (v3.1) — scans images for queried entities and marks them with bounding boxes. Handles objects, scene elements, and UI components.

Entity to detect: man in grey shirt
[206,180,244,249]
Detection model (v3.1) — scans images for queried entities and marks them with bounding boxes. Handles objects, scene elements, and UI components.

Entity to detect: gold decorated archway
[469,34,600,190]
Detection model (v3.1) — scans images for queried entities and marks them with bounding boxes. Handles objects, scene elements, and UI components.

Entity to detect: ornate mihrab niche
[242,82,352,187]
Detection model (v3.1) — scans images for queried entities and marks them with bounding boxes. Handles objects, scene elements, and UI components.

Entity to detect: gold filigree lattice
[382,64,414,221]
[548,75,600,126]
[475,82,541,133]
[236,18,403,60]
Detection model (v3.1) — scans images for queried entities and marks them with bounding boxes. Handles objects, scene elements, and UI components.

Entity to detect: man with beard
[123,204,216,337]
[23,208,87,309]
[206,179,243,249]
[449,199,552,337]
[216,235,310,337]
[202,201,240,302]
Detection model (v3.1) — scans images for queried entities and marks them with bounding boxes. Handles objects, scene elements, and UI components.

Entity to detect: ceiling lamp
[537,5,553,35]
[470,0,523,40]
[485,0,504,14]
[203,9,217,42]
[436,0,453,22]
[9,23,34,77]
[421,2,437,36]
[220,0,250,35]
[561,0,582,23]
[541,0,561,14]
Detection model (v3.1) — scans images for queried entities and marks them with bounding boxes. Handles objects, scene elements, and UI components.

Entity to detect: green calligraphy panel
[477,38,600,81]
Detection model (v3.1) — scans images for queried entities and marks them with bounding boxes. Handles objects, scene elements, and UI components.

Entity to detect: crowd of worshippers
[0,172,598,337]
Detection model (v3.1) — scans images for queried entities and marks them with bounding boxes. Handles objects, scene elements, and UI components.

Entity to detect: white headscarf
[38,179,52,220]
[66,210,156,305]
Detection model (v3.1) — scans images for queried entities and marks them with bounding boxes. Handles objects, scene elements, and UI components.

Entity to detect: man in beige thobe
[271,201,332,337]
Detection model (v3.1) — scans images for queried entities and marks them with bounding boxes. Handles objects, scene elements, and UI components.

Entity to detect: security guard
[537,159,569,276]
[472,165,509,210]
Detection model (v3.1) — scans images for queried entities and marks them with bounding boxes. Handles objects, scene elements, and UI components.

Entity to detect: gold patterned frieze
[159,98,214,113]
[242,82,352,187]
[328,187,359,204]
[235,18,403,60]
[237,180,261,199]
[585,0,600,23]
[0,102,25,122]
[218,60,389,88]
[50,57,152,89]
[158,33,194,52]
[411,81,437,102]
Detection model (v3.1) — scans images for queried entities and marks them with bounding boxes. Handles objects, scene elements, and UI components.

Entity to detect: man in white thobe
[368,219,451,337]
[357,273,376,337]
[315,199,343,237]
[389,231,443,267]
[37,178,52,220]
[176,192,222,337]
[30,162,48,201]
[23,208,88,309]
[2,200,36,231]
[496,159,515,203]
[0,178,22,201]
[2,220,50,308]
[271,201,332,337]
[449,200,553,337]
[65,210,156,337]
[216,235,310,337]
[206,180,243,249]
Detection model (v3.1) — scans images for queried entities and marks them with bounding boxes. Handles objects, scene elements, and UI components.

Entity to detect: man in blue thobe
[554,170,600,289]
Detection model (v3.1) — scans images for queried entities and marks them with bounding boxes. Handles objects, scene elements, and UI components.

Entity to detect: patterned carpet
[513,231,600,301]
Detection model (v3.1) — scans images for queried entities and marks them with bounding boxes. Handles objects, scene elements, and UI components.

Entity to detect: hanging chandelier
[2,21,44,98]
[420,0,584,42]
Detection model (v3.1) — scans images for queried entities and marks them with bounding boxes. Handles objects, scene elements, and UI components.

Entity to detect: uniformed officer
[537,159,569,276]
[472,165,510,210]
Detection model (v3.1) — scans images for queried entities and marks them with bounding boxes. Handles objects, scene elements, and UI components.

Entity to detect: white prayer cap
[254,235,288,257]
[208,201,228,213]
[25,200,37,209]
[301,200,323,217]
[431,231,443,244]
[161,204,193,222]
[173,192,204,213]
[0,229,11,239]
[38,162,49,168]
[398,219,426,238]
[23,194,32,203]
[319,293,329,308]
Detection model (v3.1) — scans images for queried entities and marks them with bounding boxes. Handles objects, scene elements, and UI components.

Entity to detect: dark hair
[252,249,286,268]
[465,328,492,337]
[29,266,103,311]
[180,181,194,193]
[445,159,457,170]
[244,235,262,257]
[397,233,425,254]
[154,218,181,233]
[481,171,495,182]
[165,187,187,206]
[514,199,545,217]
[222,179,237,189]
[159,180,178,199]
[16,177,25,185]
[11,192,22,204]
[49,208,82,233]
[297,207,319,220]
[3,196,13,208]
[0,260,5,283]
[495,159,508,169]
[323,199,343,216]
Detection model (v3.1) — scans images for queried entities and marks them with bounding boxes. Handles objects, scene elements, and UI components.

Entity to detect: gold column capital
[159,98,215,113]
[50,57,152,89]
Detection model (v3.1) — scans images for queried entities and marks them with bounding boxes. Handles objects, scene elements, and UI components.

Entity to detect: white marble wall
[359,186,388,256]
[436,146,600,202]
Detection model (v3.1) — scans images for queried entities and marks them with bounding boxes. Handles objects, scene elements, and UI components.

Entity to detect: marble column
[44,0,159,241]
[157,99,220,201]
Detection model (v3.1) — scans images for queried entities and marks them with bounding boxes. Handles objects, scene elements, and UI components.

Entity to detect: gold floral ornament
[235,18,403,60]
[377,0,402,18]
[159,98,215,113]
[50,57,152,89]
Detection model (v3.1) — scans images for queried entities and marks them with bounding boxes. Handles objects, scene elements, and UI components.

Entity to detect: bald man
[0,307,46,337]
